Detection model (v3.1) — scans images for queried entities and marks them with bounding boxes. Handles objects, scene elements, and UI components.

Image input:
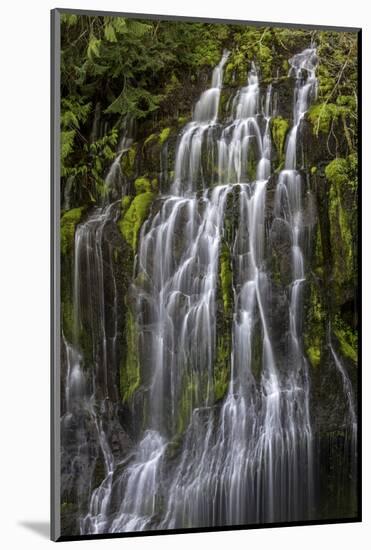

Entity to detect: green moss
[120,310,141,403]
[325,158,348,186]
[271,116,289,161]
[121,144,137,177]
[121,195,132,213]
[159,127,171,145]
[118,191,155,250]
[219,243,233,312]
[143,133,157,147]
[334,319,357,363]
[336,333,357,363]
[326,157,357,296]
[134,176,152,194]
[308,103,342,135]
[177,116,187,126]
[307,342,321,368]
[60,207,84,256]
[304,280,325,369]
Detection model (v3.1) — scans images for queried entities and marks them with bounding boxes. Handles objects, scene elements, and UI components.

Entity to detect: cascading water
[173,50,229,194]
[61,122,133,530]
[62,47,357,535]
[328,321,357,472]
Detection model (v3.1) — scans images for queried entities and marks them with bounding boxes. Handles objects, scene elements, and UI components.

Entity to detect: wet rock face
[59,28,358,534]
[60,400,133,536]
[61,410,99,536]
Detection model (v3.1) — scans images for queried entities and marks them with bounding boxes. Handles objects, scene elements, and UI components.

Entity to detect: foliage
[61,16,358,203]
[60,15,359,388]
[307,31,357,154]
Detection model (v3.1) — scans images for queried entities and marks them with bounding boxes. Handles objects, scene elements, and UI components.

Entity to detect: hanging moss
[271,116,289,162]
[60,207,84,256]
[326,157,356,299]
[120,310,141,403]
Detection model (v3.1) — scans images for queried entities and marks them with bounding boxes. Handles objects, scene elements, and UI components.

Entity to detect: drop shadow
[18,521,50,539]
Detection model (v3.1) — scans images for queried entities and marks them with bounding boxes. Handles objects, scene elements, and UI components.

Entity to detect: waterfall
[63,47,357,535]
[172,49,229,195]
[61,122,133,531]
[329,339,357,444]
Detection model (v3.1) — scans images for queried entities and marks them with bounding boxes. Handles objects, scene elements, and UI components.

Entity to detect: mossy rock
[118,189,156,251]
[326,156,357,303]
[159,127,171,145]
[271,116,289,163]
[60,207,84,256]
[308,103,342,135]
[134,176,152,194]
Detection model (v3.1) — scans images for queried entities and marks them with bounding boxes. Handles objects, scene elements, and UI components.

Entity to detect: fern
[61,130,76,162]
[87,35,101,61]
[104,22,117,43]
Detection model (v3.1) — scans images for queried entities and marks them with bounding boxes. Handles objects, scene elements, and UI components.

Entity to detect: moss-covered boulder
[271,116,289,166]
[60,207,84,256]
[117,176,158,251]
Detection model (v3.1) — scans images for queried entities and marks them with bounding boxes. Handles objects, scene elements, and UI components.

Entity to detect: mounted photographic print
[51,8,361,541]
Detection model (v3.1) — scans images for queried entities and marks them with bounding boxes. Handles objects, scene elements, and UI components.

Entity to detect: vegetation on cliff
[60,17,359,531]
